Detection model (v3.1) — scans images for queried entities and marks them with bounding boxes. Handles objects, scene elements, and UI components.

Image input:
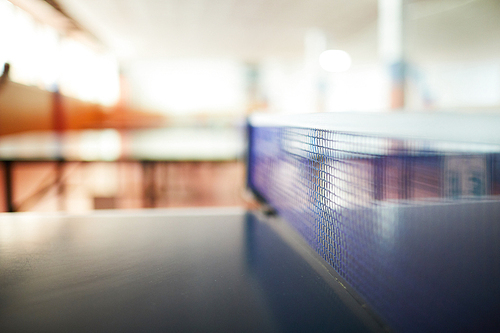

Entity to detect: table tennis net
[246,113,500,332]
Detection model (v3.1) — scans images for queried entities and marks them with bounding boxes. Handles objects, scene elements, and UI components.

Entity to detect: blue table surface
[0,208,383,333]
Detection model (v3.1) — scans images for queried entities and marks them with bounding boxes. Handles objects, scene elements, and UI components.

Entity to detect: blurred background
[0,0,499,212]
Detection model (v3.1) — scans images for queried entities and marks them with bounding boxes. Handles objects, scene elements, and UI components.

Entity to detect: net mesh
[247,123,500,332]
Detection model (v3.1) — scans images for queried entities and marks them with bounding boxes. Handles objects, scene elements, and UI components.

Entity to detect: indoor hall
[1,0,500,332]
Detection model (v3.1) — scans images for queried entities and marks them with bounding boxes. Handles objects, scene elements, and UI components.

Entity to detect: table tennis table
[0,207,385,332]
[3,111,500,332]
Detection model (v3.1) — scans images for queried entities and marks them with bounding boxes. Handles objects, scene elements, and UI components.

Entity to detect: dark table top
[0,208,383,332]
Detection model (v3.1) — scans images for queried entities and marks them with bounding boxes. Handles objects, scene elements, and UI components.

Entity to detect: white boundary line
[0,206,247,220]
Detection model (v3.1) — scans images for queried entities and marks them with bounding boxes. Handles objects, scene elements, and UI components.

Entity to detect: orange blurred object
[0,81,166,136]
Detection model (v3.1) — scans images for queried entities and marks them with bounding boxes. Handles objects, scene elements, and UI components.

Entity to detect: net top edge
[248,111,500,146]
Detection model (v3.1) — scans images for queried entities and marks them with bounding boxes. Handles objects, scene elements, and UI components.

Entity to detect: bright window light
[0,0,119,106]
[129,59,245,115]
[319,50,352,73]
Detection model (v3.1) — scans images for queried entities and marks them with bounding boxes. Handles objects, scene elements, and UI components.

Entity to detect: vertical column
[142,161,156,208]
[244,62,264,114]
[304,29,327,113]
[4,161,14,212]
[378,0,405,109]
[53,87,66,211]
